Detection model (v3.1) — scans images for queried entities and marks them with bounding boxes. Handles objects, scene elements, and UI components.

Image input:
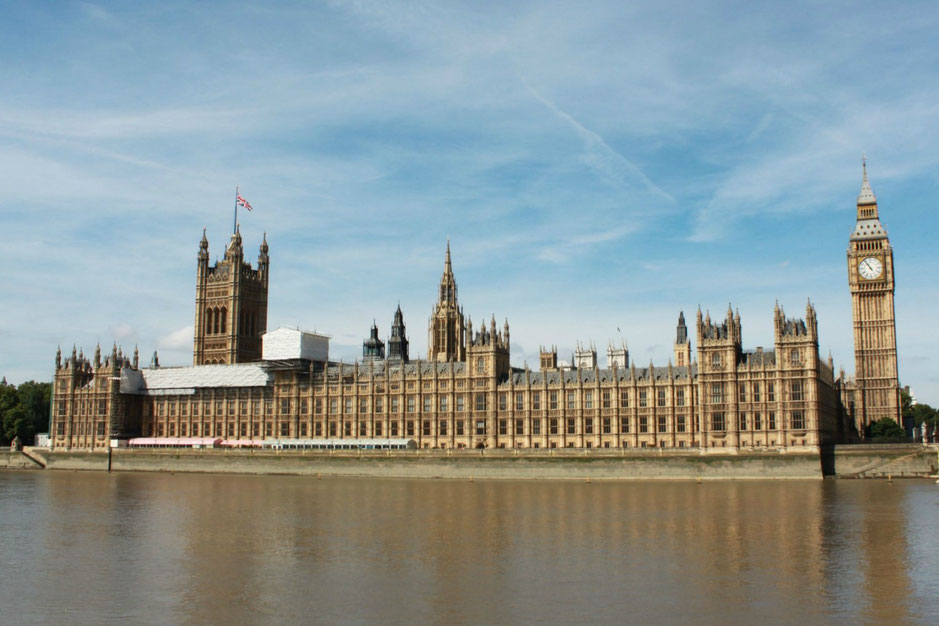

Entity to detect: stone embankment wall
[28,448,826,480]
[827,444,938,478]
[7,445,936,479]
[0,450,39,470]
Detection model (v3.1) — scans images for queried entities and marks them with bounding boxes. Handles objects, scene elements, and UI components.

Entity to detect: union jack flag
[236,194,253,211]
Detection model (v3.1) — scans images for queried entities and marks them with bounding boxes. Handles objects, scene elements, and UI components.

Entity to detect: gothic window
[710,383,723,404]
[712,412,725,431]
[205,308,212,334]
[532,392,541,410]
[476,357,485,374]
[791,410,805,430]
[475,393,486,411]
[790,381,803,402]
[221,308,227,334]
[790,349,800,365]
[711,353,721,367]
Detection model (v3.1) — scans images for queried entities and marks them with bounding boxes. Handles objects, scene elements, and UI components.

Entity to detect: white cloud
[157,326,194,351]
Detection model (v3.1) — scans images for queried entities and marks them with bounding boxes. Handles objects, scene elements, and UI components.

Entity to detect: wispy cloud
[1,0,937,402]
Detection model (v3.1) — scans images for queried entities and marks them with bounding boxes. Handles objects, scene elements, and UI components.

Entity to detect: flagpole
[233,186,239,234]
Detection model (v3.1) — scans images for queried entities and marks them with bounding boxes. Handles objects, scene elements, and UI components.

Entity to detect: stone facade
[193,227,269,365]
[838,160,901,434]
[51,165,898,451]
[843,158,900,433]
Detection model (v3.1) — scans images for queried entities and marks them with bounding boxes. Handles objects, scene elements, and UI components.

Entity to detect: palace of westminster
[50,165,902,451]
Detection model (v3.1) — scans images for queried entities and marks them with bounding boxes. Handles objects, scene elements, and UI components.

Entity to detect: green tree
[0,380,52,445]
[910,403,937,429]
[868,417,907,442]
[901,388,914,420]
[17,381,51,434]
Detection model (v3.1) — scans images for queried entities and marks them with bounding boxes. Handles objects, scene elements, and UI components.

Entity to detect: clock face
[858,257,883,280]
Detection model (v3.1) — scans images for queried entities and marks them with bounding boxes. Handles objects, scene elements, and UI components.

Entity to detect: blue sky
[1,1,937,403]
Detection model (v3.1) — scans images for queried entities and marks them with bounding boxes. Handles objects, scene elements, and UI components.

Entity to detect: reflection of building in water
[51,165,900,450]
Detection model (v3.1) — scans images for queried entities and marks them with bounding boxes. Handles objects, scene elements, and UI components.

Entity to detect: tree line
[867,389,938,442]
[0,378,51,446]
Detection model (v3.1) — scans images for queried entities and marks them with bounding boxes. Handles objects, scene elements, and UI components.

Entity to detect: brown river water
[0,472,937,625]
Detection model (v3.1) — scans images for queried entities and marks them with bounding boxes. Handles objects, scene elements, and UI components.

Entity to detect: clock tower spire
[847,157,900,434]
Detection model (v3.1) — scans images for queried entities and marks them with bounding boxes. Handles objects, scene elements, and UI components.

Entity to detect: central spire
[438,240,457,306]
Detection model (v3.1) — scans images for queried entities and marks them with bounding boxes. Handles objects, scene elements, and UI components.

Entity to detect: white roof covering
[121,363,272,394]
[262,327,329,361]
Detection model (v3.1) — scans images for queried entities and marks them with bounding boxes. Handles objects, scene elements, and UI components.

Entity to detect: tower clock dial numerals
[858,257,883,280]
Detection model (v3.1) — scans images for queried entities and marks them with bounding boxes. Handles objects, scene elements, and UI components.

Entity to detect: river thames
[0,472,937,624]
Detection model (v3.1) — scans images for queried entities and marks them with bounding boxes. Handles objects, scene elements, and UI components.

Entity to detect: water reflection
[0,473,936,624]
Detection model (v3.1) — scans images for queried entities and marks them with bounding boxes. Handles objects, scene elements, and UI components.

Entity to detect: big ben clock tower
[847,158,901,432]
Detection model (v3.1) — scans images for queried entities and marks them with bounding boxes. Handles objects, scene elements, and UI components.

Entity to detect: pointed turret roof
[857,154,877,205]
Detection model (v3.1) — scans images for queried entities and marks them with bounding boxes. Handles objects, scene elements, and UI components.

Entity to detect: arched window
[790,349,800,365]
[221,308,227,334]
[711,353,721,367]
[476,357,485,374]
[213,308,220,334]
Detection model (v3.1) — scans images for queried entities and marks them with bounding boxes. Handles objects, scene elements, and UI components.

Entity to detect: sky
[1,1,937,403]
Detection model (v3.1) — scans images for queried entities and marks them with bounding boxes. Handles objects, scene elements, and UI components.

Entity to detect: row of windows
[55,421,105,436]
[710,411,804,431]
[710,382,806,404]
[709,349,804,367]
[145,409,808,440]
[57,400,107,416]
[146,387,700,417]
[145,382,812,419]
